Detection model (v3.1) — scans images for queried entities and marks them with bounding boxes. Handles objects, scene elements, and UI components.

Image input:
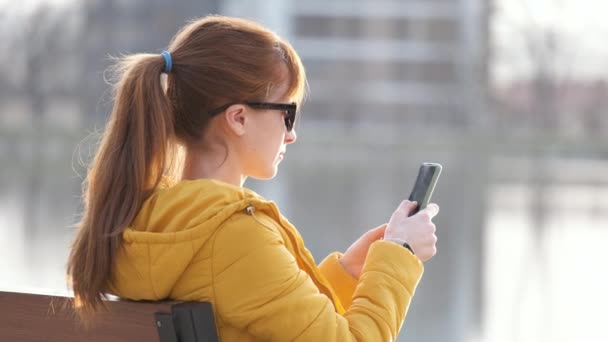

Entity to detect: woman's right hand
[384,200,439,262]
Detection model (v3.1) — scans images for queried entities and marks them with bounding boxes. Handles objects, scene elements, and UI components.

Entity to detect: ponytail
[67,53,177,322]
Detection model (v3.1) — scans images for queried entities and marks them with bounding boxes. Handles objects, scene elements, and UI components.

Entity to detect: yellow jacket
[110,178,424,341]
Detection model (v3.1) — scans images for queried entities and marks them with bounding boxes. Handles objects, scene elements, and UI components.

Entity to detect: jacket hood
[109,177,281,300]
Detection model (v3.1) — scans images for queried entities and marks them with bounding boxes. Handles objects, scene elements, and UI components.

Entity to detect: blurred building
[292,0,488,134]
[75,0,489,139]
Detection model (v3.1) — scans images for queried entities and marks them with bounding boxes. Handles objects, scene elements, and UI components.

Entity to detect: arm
[318,223,390,309]
[211,215,423,341]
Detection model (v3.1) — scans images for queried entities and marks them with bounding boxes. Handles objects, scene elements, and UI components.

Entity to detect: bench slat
[0,291,173,342]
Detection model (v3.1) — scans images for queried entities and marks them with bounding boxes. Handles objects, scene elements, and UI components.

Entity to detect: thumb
[425,203,440,218]
[398,200,419,216]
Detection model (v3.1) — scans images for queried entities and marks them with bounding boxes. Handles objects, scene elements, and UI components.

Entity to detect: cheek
[243,132,277,162]
[243,115,285,160]
[261,118,285,149]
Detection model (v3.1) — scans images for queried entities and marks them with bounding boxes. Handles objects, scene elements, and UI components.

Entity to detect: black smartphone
[407,162,442,216]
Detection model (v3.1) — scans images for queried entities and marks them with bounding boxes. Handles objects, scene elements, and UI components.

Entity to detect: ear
[223,104,248,136]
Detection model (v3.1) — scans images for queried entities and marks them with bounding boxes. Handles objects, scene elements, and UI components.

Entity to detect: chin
[250,166,279,180]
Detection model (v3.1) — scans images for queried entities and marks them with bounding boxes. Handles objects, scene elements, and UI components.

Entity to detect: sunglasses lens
[284,110,295,131]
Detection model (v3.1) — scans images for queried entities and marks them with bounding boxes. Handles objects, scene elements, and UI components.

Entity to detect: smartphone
[407,162,442,216]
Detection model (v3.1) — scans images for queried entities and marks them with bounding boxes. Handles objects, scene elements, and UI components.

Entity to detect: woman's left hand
[339,223,387,279]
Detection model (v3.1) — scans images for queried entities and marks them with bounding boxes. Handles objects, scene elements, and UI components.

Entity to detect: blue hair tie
[161,50,173,73]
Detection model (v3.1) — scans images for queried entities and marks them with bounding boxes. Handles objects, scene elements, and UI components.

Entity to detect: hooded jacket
[109,178,424,341]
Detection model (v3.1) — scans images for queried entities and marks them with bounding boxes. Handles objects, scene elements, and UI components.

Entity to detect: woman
[67,15,439,341]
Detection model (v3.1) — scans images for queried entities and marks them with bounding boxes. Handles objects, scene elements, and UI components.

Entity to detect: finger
[424,203,440,218]
[366,224,388,240]
[399,200,419,216]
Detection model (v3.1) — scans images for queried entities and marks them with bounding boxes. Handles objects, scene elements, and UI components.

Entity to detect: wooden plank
[0,291,174,342]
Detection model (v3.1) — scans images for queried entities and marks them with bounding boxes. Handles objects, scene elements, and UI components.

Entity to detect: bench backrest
[0,291,218,342]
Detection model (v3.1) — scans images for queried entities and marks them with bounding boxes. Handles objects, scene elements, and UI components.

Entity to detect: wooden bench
[0,289,218,342]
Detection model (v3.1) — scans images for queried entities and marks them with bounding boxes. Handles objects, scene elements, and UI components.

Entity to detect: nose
[285,129,297,144]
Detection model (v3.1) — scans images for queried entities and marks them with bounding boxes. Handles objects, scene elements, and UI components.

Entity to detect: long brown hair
[67,15,307,322]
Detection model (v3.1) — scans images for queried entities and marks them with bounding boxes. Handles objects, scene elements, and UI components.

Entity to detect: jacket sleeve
[211,215,424,341]
[318,252,358,310]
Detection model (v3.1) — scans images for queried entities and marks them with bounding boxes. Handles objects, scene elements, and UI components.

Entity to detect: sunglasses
[208,102,298,132]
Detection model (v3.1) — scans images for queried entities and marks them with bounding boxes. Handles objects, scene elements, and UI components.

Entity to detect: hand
[340,224,387,279]
[384,200,439,262]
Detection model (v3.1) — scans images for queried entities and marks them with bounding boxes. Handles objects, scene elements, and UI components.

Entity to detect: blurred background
[1,0,607,341]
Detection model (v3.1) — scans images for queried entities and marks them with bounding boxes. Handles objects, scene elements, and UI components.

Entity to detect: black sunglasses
[208,102,298,132]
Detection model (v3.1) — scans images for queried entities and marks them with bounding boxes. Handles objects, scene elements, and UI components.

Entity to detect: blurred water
[1,132,607,341]
[484,180,608,341]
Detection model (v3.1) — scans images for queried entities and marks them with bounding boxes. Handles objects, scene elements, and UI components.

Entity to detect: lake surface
[1,132,607,342]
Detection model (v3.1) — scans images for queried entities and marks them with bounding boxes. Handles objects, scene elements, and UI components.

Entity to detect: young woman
[67,15,439,341]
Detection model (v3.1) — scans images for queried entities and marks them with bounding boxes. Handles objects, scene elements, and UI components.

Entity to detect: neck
[181,149,246,187]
